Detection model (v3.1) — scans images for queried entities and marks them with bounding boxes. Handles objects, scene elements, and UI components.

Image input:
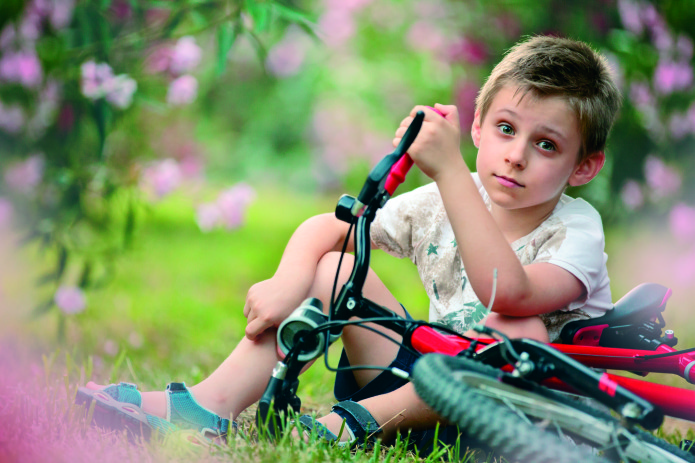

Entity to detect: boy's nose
[504,145,527,170]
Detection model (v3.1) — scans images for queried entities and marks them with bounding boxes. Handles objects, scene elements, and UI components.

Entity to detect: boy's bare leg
[86,251,406,422]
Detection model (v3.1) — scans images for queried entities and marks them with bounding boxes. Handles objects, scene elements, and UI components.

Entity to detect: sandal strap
[331,400,382,445]
[297,415,339,441]
[165,382,231,436]
[102,382,142,407]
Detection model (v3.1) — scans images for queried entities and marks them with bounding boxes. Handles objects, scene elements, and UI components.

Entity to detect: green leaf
[124,199,135,248]
[245,0,269,32]
[216,21,239,75]
[79,261,93,288]
[57,245,68,280]
[272,2,315,28]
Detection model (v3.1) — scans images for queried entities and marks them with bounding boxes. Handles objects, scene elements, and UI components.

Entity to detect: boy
[79,35,621,448]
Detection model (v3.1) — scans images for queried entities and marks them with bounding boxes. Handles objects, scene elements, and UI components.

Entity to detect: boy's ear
[471,109,481,148]
[568,151,605,187]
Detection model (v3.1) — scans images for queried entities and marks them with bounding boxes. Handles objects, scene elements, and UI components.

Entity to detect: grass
[1,187,694,461]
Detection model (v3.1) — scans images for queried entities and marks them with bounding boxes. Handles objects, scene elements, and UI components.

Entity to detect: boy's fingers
[434,103,460,125]
[245,317,268,340]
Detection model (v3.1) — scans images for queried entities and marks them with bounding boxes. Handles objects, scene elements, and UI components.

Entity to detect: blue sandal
[297,400,382,448]
[76,382,234,442]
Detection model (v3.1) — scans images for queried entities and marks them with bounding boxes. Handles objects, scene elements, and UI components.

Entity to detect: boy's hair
[475,35,622,163]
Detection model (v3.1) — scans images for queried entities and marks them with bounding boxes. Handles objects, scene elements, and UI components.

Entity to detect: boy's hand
[243,275,305,340]
[393,104,467,182]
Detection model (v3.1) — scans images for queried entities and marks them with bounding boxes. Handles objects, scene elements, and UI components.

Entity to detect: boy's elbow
[486,286,534,316]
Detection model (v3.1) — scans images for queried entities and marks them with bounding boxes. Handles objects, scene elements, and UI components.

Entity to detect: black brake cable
[329,221,354,319]
[633,346,695,361]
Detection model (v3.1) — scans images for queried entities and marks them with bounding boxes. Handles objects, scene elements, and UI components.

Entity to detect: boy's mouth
[494,174,524,188]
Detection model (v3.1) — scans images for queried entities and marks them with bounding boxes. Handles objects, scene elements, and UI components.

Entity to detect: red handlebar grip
[384,106,444,196]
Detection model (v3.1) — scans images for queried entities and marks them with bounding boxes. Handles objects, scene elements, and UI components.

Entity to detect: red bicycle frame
[411,325,695,422]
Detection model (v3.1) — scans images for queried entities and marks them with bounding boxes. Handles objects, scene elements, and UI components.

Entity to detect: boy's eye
[538,140,557,151]
[498,124,514,135]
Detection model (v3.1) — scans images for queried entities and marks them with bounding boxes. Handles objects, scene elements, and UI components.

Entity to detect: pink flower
[54,286,86,314]
[448,37,488,65]
[406,21,446,54]
[196,203,222,232]
[167,75,198,105]
[103,339,118,356]
[0,50,43,88]
[676,34,693,61]
[49,0,75,30]
[266,28,309,77]
[456,80,479,134]
[644,155,681,200]
[669,203,695,242]
[145,46,172,74]
[105,74,137,109]
[318,9,355,48]
[216,184,256,229]
[0,197,13,228]
[620,180,643,210]
[109,0,132,22]
[196,184,256,232]
[653,60,693,95]
[169,36,201,75]
[617,0,644,35]
[4,155,43,194]
[0,103,26,134]
[0,25,16,51]
[669,112,692,140]
[140,158,182,199]
[629,82,654,107]
[80,60,114,99]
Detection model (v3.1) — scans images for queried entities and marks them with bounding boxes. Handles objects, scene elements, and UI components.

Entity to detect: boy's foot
[76,381,234,442]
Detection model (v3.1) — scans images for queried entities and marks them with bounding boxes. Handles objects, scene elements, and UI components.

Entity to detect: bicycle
[257,110,695,463]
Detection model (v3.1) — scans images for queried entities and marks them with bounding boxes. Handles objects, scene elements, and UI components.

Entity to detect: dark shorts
[332,307,465,455]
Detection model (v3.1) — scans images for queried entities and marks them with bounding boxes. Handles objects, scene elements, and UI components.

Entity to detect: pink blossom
[493,14,521,40]
[653,60,693,95]
[266,29,308,77]
[669,112,692,140]
[0,50,43,88]
[0,103,26,134]
[676,34,693,61]
[128,332,143,348]
[140,158,182,199]
[620,180,643,210]
[0,197,13,228]
[145,46,172,74]
[49,0,75,30]
[629,82,654,107]
[669,203,695,242]
[105,74,137,109]
[169,36,202,75]
[167,75,198,105]
[412,0,447,19]
[673,249,695,286]
[54,285,86,314]
[196,184,256,232]
[0,25,16,50]
[448,37,488,65]
[324,0,373,13]
[103,339,118,356]
[4,155,44,194]
[318,9,355,48]
[80,61,114,99]
[109,0,132,22]
[456,80,479,134]
[216,184,256,229]
[406,21,446,54]
[617,0,644,35]
[644,155,681,200]
[196,203,222,232]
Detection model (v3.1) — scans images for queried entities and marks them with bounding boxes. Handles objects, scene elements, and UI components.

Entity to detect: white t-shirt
[370,173,612,342]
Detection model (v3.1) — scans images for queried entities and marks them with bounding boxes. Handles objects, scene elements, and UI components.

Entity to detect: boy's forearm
[434,165,534,314]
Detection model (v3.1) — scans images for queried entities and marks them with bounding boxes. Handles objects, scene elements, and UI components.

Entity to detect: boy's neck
[489,201,557,244]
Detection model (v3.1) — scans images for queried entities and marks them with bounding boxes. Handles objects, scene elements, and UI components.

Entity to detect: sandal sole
[76,387,153,440]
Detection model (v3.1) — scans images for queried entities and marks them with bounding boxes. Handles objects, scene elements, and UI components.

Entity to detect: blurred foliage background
[1,0,695,396]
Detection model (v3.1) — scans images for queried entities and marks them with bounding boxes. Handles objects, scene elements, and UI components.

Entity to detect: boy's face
[472,85,599,216]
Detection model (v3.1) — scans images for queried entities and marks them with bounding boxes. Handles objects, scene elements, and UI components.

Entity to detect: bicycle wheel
[411,354,695,463]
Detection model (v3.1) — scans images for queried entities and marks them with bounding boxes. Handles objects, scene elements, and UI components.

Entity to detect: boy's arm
[395,105,584,317]
[244,212,353,339]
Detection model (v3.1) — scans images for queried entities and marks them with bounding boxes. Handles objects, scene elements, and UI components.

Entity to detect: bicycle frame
[260,110,695,438]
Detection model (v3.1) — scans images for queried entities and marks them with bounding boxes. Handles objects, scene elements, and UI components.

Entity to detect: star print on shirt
[427,243,438,255]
